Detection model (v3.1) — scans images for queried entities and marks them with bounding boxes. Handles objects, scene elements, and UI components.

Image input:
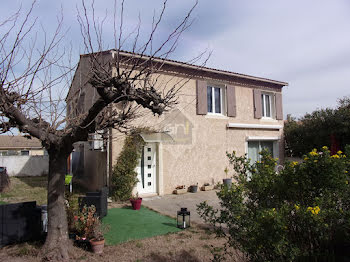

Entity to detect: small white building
[0,136,48,176]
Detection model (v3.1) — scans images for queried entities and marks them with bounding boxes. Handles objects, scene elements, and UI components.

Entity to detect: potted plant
[174,185,187,195]
[89,217,108,254]
[201,183,214,191]
[130,193,142,210]
[223,167,232,188]
[73,205,97,249]
[72,205,109,253]
[190,183,198,193]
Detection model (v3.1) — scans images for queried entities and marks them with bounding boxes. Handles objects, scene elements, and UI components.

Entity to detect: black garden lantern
[177,208,190,229]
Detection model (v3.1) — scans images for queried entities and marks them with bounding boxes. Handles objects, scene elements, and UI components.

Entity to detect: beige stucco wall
[30,149,45,156]
[110,72,284,195]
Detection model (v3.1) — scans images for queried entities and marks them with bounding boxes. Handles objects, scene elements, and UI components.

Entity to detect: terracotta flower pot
[90,238,105,254]
[130,198,142,210]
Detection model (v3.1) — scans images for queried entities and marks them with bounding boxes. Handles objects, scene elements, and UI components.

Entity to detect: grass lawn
[0,176,47,205]
[103,206,182,245]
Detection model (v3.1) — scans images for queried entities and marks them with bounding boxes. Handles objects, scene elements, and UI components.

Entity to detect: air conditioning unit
[88,132,105,151]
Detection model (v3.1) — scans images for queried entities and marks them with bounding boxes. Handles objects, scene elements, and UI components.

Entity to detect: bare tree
[0,0,204,260]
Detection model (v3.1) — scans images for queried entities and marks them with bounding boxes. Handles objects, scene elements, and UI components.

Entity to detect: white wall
[0,155,49,176]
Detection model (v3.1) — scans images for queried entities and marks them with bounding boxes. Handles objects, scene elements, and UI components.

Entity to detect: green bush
[111,132,145,201]
[285,96,350,157]
[197,148,350,261]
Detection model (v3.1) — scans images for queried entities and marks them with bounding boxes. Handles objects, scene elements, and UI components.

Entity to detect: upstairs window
[254,90,283,120]
[261,93,274,118]
[197,80,236,117]
[207,86,224,115]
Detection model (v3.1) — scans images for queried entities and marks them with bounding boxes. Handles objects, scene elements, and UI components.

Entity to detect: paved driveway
[142,190,220,225]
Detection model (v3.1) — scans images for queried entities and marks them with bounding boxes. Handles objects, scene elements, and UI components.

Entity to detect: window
[207,86,224,114]
[261,93,275,118]
[21,150,29,156]
[248,140,276,164]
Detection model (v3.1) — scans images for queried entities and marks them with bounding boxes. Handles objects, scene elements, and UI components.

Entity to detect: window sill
[260,117,278,123]
[205,114,228,120]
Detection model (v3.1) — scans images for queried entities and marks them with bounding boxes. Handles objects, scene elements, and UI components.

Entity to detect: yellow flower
[331,154,340,159]
[322,146,328,150]
[272,208,276,212]
[304,157,309,161]
[312,148,317,152]
[309,151,318,156]
[337,150,343,155]
[291,161,298,167]
[294,204,300,210]
[307,206,320,215]
[346,181,348,185]
[314,206,320,215]
[314,160,318,163]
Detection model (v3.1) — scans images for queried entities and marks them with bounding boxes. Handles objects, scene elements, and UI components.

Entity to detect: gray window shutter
[253,89,262,119]
[196,80,207,115]
[226,85,236,117]
[275,93,283,120]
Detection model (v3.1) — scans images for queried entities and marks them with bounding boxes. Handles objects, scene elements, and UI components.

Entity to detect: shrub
[111,131,145,201]
[65,193,79,234]
[284,96,350,157]
[197,148,350,261]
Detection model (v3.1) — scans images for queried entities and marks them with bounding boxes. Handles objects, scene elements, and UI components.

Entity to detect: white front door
[136,143,157,195]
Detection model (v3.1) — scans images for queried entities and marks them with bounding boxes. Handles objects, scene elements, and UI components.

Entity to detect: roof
[67,49,288,100]
[81,49,289,87]
[0,136,43,149]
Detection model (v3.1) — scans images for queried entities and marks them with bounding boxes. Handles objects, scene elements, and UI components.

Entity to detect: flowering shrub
[73,205,100,240]
[197,147,350,261]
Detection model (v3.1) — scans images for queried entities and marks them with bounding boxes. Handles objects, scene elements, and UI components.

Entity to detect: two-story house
[67,50,288,195]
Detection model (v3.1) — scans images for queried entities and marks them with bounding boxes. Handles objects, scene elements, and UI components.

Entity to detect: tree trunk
[41,151,70,261]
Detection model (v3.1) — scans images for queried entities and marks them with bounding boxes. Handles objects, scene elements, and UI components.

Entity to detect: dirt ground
[0,226,244,262]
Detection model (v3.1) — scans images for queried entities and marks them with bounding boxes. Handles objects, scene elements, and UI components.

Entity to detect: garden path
[142,190,220,225]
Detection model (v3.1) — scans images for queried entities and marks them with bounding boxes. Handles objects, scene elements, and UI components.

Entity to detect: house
[0,136,48,176]
[0,136,46,156]
[67,50,288,195]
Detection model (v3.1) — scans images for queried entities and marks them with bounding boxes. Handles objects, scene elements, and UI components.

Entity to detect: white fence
[0,155,49,176]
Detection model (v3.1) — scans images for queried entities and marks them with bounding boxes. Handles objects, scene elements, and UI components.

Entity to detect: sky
[3,0,350,119]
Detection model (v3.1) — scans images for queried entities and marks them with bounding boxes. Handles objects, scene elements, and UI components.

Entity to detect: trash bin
[41,205,48,233]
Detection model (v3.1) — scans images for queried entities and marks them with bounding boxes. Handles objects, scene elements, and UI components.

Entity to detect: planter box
[78,187,108,218]
[174,188,187,195]
[0,201,42,247]
[201,185,214,191]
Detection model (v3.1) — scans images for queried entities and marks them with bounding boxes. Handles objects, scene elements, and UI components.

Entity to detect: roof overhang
[139,132,174,143]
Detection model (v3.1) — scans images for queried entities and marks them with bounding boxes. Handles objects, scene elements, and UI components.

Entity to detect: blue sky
[3,0,350,118]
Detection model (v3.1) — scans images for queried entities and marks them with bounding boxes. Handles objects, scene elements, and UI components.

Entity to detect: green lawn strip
[0,176,47,205]
[0,200,7,205]
[102,206,182,245]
